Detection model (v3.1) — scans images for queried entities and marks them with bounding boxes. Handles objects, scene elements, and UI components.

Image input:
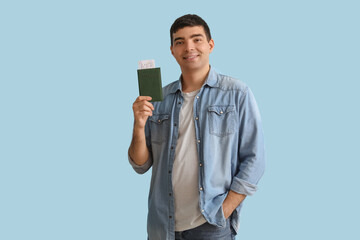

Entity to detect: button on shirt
[129,67,265,240]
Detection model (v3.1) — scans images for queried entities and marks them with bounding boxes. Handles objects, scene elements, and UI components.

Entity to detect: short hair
[170,14,212,46]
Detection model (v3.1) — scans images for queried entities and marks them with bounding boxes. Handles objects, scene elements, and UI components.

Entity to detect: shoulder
[214,72,249,94]
[162,80,179,97]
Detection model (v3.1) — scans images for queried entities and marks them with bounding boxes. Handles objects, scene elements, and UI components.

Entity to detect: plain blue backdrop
[1,0,359,239]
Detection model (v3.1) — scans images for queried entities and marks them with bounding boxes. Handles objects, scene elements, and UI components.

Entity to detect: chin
[183,62,206,70]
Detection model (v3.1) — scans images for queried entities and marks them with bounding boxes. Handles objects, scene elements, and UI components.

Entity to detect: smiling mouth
[183,54,199,60]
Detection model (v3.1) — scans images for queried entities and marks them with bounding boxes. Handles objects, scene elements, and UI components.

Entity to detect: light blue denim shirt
[129,67,265,240]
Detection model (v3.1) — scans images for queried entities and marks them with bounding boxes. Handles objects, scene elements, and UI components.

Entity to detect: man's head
[170,14,214,73]
[170,14,212,46]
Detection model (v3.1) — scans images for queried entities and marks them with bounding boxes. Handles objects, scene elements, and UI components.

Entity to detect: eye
[175,41,183,45]
[194,38,202,42]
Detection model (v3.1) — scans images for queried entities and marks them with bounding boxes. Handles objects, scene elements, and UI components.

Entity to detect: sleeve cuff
[230,178,258,196]
[128,154,152,174]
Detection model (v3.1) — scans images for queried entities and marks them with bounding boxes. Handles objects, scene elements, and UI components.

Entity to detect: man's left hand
[222,190,246,219]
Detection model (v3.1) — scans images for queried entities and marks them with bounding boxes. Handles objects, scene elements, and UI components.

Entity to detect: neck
[181,65,210,93]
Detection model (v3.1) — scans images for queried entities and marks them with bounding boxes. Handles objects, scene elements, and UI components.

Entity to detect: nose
[184,41,195,52]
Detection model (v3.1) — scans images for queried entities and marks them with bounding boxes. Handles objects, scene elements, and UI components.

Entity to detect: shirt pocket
[208,105,236,137]
[148,114,170,144]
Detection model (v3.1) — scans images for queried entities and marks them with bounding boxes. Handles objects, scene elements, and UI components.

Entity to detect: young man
[129,14,265,240]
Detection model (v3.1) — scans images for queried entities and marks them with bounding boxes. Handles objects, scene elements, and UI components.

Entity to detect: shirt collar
[203,66,218,88]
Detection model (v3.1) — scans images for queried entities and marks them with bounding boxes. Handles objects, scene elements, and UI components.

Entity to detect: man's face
[170,26,214,72]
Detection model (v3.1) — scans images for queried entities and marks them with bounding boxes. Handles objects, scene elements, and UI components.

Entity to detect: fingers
[131,96,154,129]
[136,96,152,102]
[132,96,154,118]
[133,104,153,117]
[134,96,154,111]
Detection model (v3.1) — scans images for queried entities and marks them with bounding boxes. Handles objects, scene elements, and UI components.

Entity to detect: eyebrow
[173,34,205,43]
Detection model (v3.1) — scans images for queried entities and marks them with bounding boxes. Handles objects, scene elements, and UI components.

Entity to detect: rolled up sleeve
[128,153,153,174]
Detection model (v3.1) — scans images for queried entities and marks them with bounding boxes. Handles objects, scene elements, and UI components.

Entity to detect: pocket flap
[149,114,169,124]
[208,105,235,116]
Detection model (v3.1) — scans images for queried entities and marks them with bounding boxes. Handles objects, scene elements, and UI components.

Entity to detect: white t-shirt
[172,89,207,231]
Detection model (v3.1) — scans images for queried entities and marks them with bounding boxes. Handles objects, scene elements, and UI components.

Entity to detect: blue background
[1,0,359,239]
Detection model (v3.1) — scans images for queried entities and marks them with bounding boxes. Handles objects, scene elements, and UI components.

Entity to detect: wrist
[133,121,146,131]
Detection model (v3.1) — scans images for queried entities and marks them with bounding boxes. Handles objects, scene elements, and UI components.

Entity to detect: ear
[170,45,174,56]
[208,39,214,53]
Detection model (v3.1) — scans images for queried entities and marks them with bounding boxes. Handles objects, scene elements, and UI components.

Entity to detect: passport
[137,60,163,102]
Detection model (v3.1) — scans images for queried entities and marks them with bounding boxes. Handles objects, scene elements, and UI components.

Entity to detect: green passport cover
[137,67,163,102]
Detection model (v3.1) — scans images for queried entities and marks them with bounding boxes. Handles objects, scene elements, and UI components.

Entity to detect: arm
[225,88,265,217]
[128,96,154,166]
[129,125,150,166]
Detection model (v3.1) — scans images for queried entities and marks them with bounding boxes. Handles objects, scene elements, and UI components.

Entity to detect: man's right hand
[132,96,154,129]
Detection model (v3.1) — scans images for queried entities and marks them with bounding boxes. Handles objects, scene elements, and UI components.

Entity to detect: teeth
[185,55,197,59]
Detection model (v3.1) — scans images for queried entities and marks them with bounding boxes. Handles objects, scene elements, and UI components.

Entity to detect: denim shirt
[129,67,265,240]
